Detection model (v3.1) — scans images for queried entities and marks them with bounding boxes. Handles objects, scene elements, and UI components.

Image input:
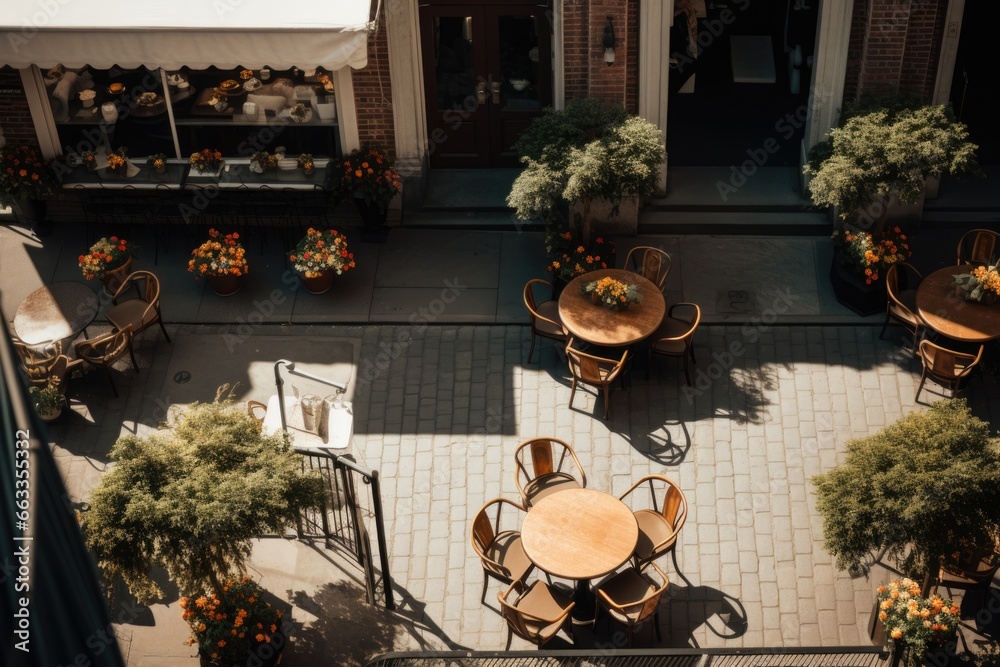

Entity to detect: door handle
[476,82,488,105]
[491,81,501,104]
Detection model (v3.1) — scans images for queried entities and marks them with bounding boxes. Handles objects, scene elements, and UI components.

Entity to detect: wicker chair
[956,229,998,266]
[625,246,671,292]
[498,578,575,650]
[619,474,688,571]
[471,497,533,604]
[648,303,701,385]
[75,326,136,397]
[879,262,923,351]
[915,340,984,402]
[513,437,587,508]
[523,279,567,363]
[593,562,670,647]
[105,271,171,344]
[566,339,629,419]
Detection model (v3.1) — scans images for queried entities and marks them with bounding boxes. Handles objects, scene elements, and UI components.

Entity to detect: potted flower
[545,227,615,296]
[189,148,225,177]
[828,224,911,316]
[0,144,55,232]
[249,151,277,175]
[289,103,311,123]
[81,149,98,172]
[29,377,63,422]
[188,228,248,296]
[336,146,401,242]
[147,153,168,175]
[297,153,315,175]
[79,236,137,295]
[289,227,355,294]
[105,146,129,177]
[953,262,1000,305]
[181,577,286,667]
[874,579,960,667]
[583,276,643,310]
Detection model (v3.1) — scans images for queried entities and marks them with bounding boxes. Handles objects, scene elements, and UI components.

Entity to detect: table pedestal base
[571,579,596,625]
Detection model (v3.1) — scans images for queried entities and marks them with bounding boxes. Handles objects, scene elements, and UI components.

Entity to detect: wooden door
[420,3,552,168]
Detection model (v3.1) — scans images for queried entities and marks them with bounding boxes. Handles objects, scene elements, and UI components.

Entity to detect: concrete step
[640,210,831,235]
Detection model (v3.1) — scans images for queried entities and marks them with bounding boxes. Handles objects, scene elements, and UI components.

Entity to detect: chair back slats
[529,439,554,478]
[641,252,662,284]
[930,347,959,376]
[472,510,495,553]
[662,485,685,527]
[971,234,996,265]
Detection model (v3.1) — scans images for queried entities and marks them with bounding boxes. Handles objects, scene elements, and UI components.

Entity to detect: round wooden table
[520,487,638,622]
[916,267,1000,343]
[12,282,100,347]
[558,269,666,347]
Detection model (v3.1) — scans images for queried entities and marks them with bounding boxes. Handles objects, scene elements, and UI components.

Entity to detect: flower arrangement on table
[78,236,136,280]
[583,276,643,310]
[249,151,278,174]
[147,153,167,173]
[953,262,1000,304]
[181,576,285,667]
[106,146,128,175]
[188,229,248,280]
[289,228,355,278]
[336,145,401,211]
[0,144,55,204]
[875,579,960,661]
[545,228,616,282]
[297,153,315,175]
[189,148,224,174]
[831,224,911,284]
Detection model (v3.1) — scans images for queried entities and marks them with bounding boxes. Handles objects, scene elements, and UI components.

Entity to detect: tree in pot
[812,399,1000,595]
[80,396,325,666]
[507,98,664,243]
[0,144,56,235]
[335,146,400,243]
[29,377,63,421]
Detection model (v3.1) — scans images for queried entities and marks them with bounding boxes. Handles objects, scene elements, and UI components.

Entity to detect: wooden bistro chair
[105,271,171,344]
[625,246,671,292]
[956,228,999,266]
[915,340,984,402]
[523,279,567,363]
[513,437,587,509]
[593,562,670,648]
[619,474,688,571]
[935,540,1000,651]
[497,577,575,650]
[879,262,924,352]
[75,326,136,398]
[471,497,533,604]
[648,303,701,385]
[566,339,629,420]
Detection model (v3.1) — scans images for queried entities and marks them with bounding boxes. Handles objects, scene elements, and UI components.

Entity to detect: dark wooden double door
[419,2,552,168]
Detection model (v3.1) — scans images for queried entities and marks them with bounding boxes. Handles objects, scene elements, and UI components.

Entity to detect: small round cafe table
[520,487,639,623]
[558,269,666,347]
[12,282,99,348]
[916,267,1000,344]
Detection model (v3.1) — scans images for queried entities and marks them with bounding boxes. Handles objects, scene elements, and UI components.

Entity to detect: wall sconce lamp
[602,16,616,66]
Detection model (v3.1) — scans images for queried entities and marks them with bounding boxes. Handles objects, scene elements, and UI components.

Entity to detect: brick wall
[0,68,38,148]
[562,0,636,110]
[352,20,396,156]
[845,0,948,104]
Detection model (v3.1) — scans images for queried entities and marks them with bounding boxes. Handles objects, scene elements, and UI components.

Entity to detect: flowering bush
[289,228,355,278]
[188,229,248,279]
[545,228,615,281]
[78,236,136,280]
[953,263,1000,302]
[181,577,285,666]
[0,144,54,204]
[876,579,959,659]
[336,146,401,210]
[583,276,643,309]
[189,148,224,173]
[831,224,911,284]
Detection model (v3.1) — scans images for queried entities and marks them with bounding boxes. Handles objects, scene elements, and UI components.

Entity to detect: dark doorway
[951,1,998,165]
[419,2,552,168]
[666,0,819,167]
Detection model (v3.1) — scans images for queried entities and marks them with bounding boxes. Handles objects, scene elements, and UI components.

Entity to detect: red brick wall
[563,0,636,110]
[0,68,38,148]
[563,0,590,101]
[845,0,948,104]
[352,19,396,155]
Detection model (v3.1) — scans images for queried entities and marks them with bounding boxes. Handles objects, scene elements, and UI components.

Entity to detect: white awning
[0,0,372,70]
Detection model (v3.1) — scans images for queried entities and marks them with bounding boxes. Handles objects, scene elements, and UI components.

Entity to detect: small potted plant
[81,149,98,172]
[1,144,56,231]
[297,153,315,175]
[188,148,225,177]
[78,235,137,295]
[188,228,248,296]
[147,153,168,175]
[583,276,643,310]
[289,227,355,294]
[249,151,277,174]
[29,377,63,422]
[875,579,960,667]
[827,224,911,315]
[545,228,615,296]
[953,262,1000,305]
[105,146,129,178]
[336,146,401,242]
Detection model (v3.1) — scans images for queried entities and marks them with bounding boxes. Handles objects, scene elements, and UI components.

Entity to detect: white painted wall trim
[335,68,360,153]
[20,67,61,159]
[932,0,964,105]
[803,0,855,151]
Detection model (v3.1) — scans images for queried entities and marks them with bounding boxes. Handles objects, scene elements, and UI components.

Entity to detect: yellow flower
[890,628,903,640]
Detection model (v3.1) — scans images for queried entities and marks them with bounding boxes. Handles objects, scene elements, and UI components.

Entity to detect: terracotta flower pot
[207,273,241,297]
[300,271,335,295]
[101,257,133,296]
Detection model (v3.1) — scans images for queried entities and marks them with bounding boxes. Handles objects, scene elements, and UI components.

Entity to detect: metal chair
[625,246,671,292]
[956,229,998,266]
[105,271,171,344]
[648,303,701,385]
[497,577,575,650]
[915,340,984,402]
[566,338,629,419]
[523,279,567,363]
[618,474,688,571]
[879,262,924,352]
[513,437,587,508]
[593,562,670,647]
[471,497,533,604]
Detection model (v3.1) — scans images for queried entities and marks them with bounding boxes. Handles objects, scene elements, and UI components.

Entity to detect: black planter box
[829,256,887,317]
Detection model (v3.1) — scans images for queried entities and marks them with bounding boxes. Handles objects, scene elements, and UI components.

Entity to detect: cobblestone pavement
[50,322,998,660]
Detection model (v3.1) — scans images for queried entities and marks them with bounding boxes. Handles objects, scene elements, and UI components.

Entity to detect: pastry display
[136,92,162,107]
[108,82,125,94]
[219,79,240,93]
